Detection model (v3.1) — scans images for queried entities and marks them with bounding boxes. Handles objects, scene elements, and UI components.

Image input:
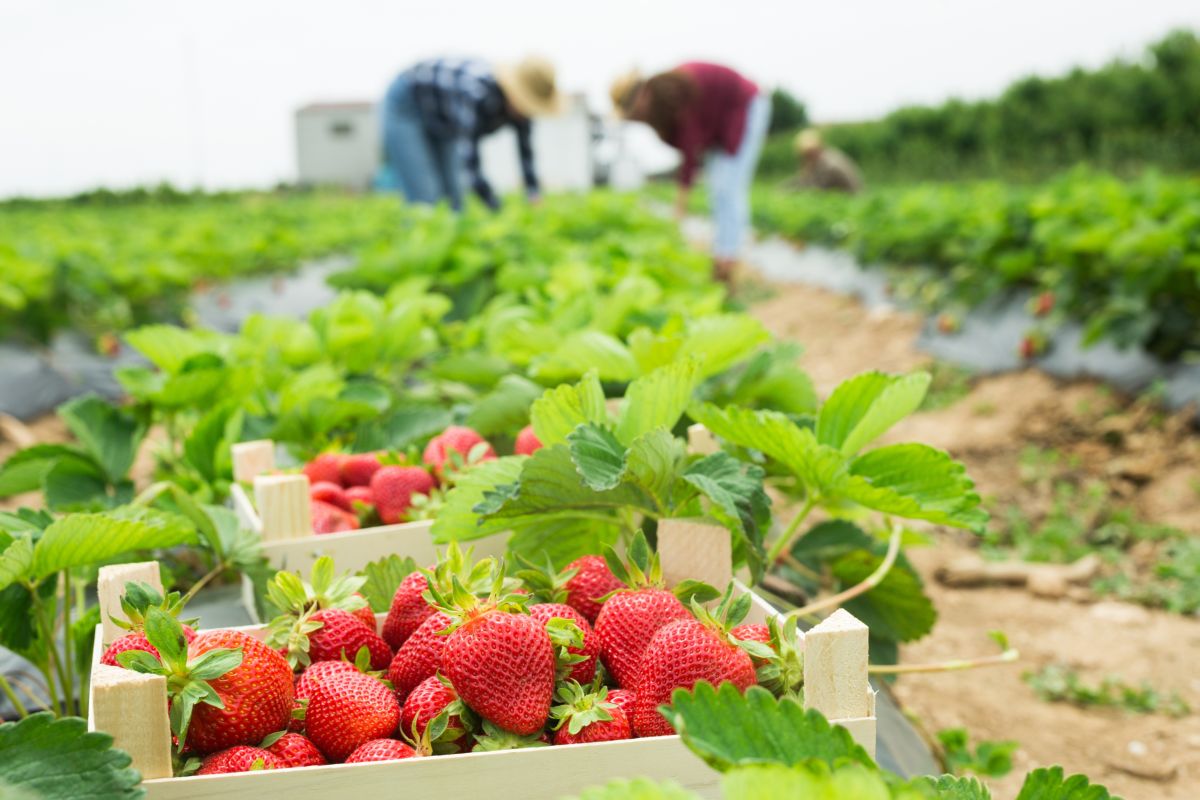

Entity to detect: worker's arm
[513,118,540,201]
[463,135,500,210]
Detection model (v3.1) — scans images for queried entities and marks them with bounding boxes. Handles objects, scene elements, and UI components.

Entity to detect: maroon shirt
[664,62,759,188]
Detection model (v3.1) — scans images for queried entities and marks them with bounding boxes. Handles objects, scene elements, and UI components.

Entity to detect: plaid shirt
[404,58,538,208]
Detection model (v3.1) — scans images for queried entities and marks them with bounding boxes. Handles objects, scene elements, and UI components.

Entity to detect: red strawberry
[594,589,689,690]
[264,732,326,768]
[303,454,344,487]
[371,466,435,525]
[387,611,452,701]
[344,739,417,763]
[383,571,434,649]
[422,426,496,478]
[607,688,637,721]
[187,630,295,753]
[632,617,756,738]
[100,625,196,668]
[341,453,383,487]
[310,499,359,534]
[514,425,542,456]
[305,670,401,762]
[345,486,375,509]
[196,745,282,774]
[552,683,632,746]
[1034,291,1055,317]
[730,622,772,665]
[305,609,392,671]
[401,676,467,747]
[351,594,377,633]
[528,603,598,685]
[563,555,625,623]
[293,659,359,727]
[442,609,555,736]
[309,481,352,512]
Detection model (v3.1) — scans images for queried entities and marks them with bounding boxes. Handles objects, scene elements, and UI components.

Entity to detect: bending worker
[382,56,561,210]
[612,62,770,283]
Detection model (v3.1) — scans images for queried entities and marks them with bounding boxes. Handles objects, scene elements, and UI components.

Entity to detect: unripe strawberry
[344,739,417,763]
[305,670,401,762]
[340,453,383,487]
[514,425,542,456]
[371,466,435,525]
[310,499,359,534]
[309,481,352,512]
[196,745,282,774]
[303,454,344,487]
[264,732,326,768]
[563,555,625,623]
[382,571,434,649]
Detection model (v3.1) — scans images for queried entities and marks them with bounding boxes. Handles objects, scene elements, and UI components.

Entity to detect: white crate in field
[87,529,876,800]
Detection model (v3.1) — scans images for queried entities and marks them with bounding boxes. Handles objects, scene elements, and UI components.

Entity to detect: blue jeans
[708,93,771,259]
[382,75,464,209]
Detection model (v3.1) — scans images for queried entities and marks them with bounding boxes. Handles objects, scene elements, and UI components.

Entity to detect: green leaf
[1015,767,1117,800]
[906,774,993,799]
[0,713,144,799]
[790,520,875,562]
[431,456,526,542]
[834,550,937,644]
[182,403,241,484]
[57,395,145,485]
[124,324,223,374]
[531,331,638,383]
[465,375,543,437]
[844,444,988,531]
[722,763,894,800]
[530,371,608,447]
[31,507,197,580]
[354,405,453,452]
[42,455,111,511]
[568,778,700,800]
[359,554,419,611]
[0,536,34,592]
[0,445,87,498]
[682,452,770,537]
[614,359,699,446]
[668,682,875,772]
[816,371,931,456]
[625,428,687,506]
[568,424,628,492]
[508,516,623,571]
[142,607,187,664]
[680,314,772,379]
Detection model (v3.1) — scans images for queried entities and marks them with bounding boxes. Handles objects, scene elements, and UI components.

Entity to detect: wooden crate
[87,529,876,799]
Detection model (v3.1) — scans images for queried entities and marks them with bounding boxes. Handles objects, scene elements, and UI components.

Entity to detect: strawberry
[340,453,383,487]
[631,590,758,738]
[99,581,198,667]
[303,454,344,487]
[551,682,632,745]
[371,466,435,525]
[607,688,637,721]
[302,609,392,671]
[309,481,352,512]
[592,536,690,689]
[344,739,417,763]
[1034,291,1056,317]
[400,676,469,750]
[563,555,625,623]
[345,485,375,510]
[100,625,196,667]
[422,426,496,479]
[295,659,360,703]
[730,623,771,662]
[514,425,542,456]
[528,603,598,685]
[382,571,433,649]
[350,594,377,633]
[936,313,959,334]
[310,499,359,534]
[387,611,452,701]
[305,669,401,762]
[266,557,380,668]
[263,732,326,768]
[196,746,282,774]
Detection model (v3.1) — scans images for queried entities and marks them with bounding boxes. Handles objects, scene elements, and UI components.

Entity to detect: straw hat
[609,68,644,118]
[496,56,562,117]
[795,128,824,153]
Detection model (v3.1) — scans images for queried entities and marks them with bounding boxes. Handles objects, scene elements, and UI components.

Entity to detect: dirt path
[753,279,1200,800]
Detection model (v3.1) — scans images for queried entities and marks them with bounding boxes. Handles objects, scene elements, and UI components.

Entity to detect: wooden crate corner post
[231,439,276,483]
[686,423,719,456]
[656,518,732,590]
[95,561,164,647]
[803,608,876,757]
[254,473,312,542]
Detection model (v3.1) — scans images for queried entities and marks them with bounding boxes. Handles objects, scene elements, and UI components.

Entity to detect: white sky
[1,0,1196,197]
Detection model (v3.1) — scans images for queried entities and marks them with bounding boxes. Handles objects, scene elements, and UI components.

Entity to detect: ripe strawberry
[607,688,637,721]
[595,589,689,690]
[305,669,401,762]
[345,485,375,509]
[295,659,360,703]
[100,625,196,667]
[350,594,377,633]
[1034,291,1056,317]
[187,630,296,753]
[382,571,434,649]
[310,499,359,534]
[264,732,326,768]
[387,611,452,701]
[304,609,392,671]
[303,454,344,487]
[551,682,632,746]
[401,676,468,748]
[528,603,598,685]
[309,481,352,512]
[514,425,542,456]
[631,592,757,738]
[196,746,282,774]
[730,622,773,666]
[100,581,198,667]
[371,466,435,524]
[341,453,384,487]
[344,739,417,763]
[564,555,625,623]
[422,426,496,478]
[442,609,555,736]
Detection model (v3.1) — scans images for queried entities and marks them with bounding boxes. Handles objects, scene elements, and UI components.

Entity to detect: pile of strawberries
[103,534,778,777]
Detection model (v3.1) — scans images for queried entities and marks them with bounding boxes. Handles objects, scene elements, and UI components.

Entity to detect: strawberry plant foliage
[0,713,144,799]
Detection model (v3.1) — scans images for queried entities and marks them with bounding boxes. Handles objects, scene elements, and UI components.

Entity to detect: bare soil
[753,279,1200,800]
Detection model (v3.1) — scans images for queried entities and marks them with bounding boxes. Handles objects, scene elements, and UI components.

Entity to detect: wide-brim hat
[496,56,563,117]
[795,128,824,153]
[609,68,643,118]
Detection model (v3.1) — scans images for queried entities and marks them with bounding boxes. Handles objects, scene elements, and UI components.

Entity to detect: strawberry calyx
[545,618,587,682]
[424,557,529,636]
[687,582,752,640]
[115,607,243,761]
[113,581,198,633]
[264,556,369,664]
[549,679,616,736]
[514,554,576,605]
[742,616,804,699]
[601,531,665,594]
[470,719,549,752]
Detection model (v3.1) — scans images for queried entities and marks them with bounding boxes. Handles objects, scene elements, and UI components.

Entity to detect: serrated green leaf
[0,536,34,591]
[817,371,931,456]
[682,452,770,537]
[530,331,638,383]
[790,519,875,562]
[530,371,608,447]
[465,375,543,437]
[680,314,771,379]
[42,455,110,511]
[669,682,875,772]
[844,444,987,531]
[124,324,223,374]
[568,423,628,491]
[906,774,993,799]
[568,778,700,800]
[182,404,241,483]
[353,405,453,452]
[615,359,700,446]
[0,713,144,799]
[722,763,894,800]
[0,445,87,498]
[57,395,145,485]
[508,516,623,570]
[31,507,197,580]
[359,554,419,611]
[431,456,526,542]
[1015,767,1118,800]
[834,550,937,644]
[626,428,687,506]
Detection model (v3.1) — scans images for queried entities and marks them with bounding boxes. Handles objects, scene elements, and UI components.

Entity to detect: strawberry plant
[0,713,143,799]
